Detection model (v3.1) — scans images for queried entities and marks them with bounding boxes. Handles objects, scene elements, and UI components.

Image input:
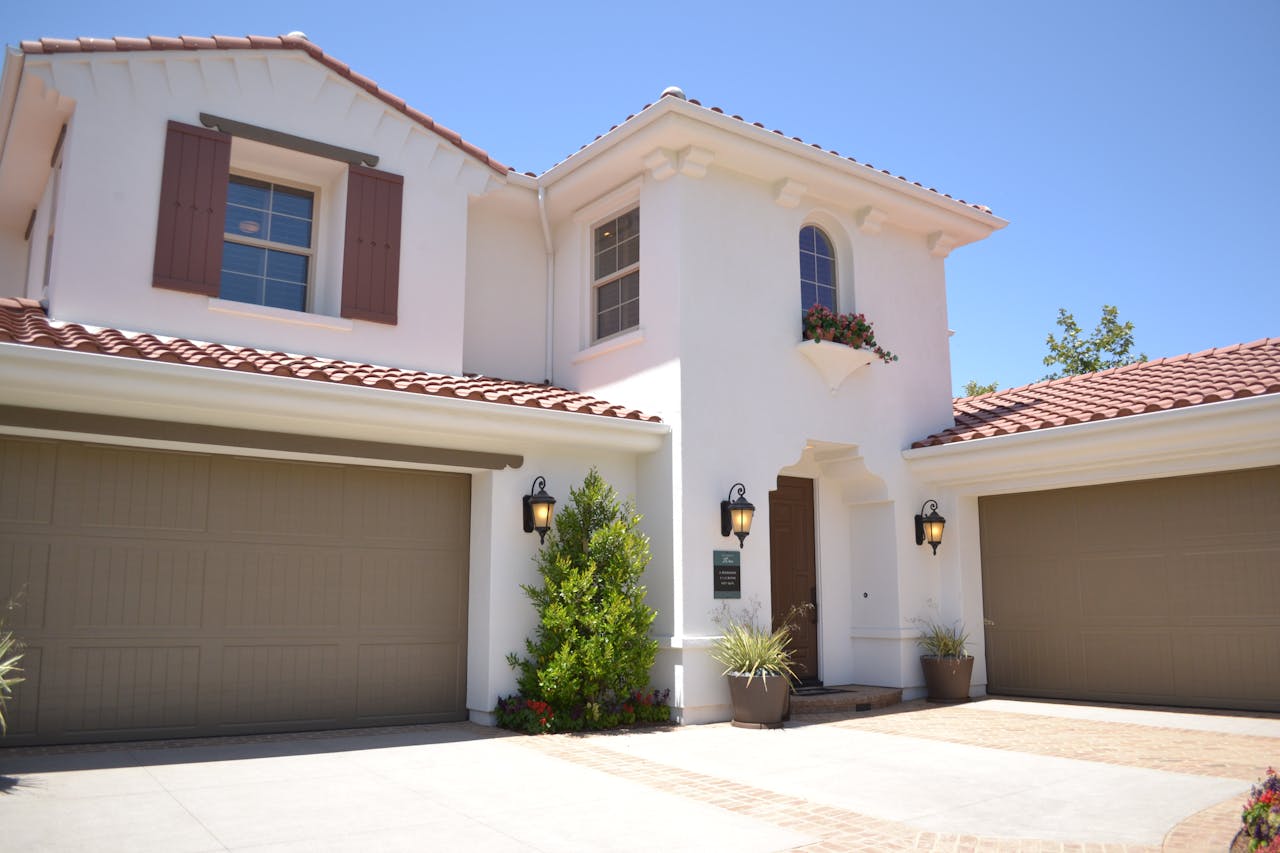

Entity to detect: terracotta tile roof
[552,91,996,216]
[913,338,1280,448]
[18,35,510,175]
[0,298,660,423]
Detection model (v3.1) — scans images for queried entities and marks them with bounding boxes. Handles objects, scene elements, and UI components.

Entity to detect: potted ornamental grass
[916,620,974,703]
[710,602,802,729]
[802,304,898,363]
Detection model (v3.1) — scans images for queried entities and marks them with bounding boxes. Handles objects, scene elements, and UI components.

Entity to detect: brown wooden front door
[769,476,819,684]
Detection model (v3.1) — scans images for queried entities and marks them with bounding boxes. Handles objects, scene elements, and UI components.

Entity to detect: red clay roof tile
[0,298,660,424]
[913,339,1280,448]
[19,35,510,175]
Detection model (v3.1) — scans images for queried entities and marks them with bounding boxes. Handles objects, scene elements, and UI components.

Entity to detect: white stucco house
[1,34,1276,745]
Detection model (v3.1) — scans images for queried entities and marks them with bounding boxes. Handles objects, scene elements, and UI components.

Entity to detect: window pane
[226,205,267,239]
[269,214,312,248]
[800,252,816,283]
[800,226,816,252]
[227,177,270,210]
[595,248,618,280]
[597,307,620,340]
[617,236,639,269]
[616,208,639,242]
[620,298,639,331]
[264,280,307,312]
[222,241,265,276]
[594,221,618,253]
[271,185,314,219]
[800,282,817,312]
[597,279,620,311]
[816,285,836,312]
[620,271,639,302]
[266,250,309,284]
[813,228,833,259]
[220,271,263,305]
[815,255,834,285]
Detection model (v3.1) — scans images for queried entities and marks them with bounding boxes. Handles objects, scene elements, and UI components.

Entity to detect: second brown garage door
[0,437,470,745]
[979,465,1280,711]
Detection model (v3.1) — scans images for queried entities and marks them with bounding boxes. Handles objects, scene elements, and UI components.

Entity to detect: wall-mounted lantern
[720,483,756,549]
[523,476,556,544]
[915,499,946,555]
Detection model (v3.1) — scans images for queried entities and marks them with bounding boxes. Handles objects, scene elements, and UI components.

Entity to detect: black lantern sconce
[915,499,946,555]
[720,483,756,549]
[523,476,556,544]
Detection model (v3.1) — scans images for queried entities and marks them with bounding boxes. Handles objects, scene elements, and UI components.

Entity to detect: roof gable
[915,338,1280,448]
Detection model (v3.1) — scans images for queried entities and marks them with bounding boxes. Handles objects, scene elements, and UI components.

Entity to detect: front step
[789,684,902,716]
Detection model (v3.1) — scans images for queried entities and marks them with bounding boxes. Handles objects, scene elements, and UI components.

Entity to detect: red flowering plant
[494,689,671,735]
[1242,767,1280,852]
[802,304,898,363]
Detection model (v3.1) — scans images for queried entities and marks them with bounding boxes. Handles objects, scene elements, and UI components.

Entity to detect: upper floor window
[593,207,639,340]
[799,225,836,313]
[221,176,315,312]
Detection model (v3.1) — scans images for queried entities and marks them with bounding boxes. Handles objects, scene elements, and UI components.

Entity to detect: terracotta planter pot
[806,328,837,342]
[726,673,790,729]
[920,655,974,703]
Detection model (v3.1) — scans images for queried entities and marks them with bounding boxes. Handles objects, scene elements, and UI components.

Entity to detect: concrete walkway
[2,697,1276,852]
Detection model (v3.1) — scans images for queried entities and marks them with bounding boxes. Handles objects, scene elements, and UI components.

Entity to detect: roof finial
[660,86,686,100]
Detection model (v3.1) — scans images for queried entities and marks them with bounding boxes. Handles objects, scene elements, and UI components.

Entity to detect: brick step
[788,684,902,715]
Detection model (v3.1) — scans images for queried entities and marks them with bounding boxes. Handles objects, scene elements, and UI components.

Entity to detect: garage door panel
[0,438,56,525]
[62,644,202,735]
[0,538,50,630]
[61,445,211,533]
[356,642,462,721]
[981,466,1280,711]
[0,437,470,744]
[47,541,206,633]
[217,644,344,727]
[215,546,346,631]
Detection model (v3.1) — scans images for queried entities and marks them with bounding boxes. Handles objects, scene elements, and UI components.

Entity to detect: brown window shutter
[341,165,403,325]
[152,121,231,295]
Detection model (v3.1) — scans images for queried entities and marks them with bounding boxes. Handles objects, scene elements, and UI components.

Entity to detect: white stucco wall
[21,50,500,375]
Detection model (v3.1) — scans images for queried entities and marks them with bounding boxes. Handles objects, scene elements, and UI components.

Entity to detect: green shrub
[915,619,971,659]
[503,468,661,730]
[0,598,26,735]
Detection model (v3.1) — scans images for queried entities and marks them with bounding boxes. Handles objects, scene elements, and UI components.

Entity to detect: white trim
[0,343,670,455]
[572,327,646,364]
[207,297,354,330]
[572,176,644,225]
[904,393,1280,494]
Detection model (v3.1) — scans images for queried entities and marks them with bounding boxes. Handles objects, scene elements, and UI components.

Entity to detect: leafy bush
[915,620,971,659]
[1242,767,1280,852]
[0,598,26,735]
[501,468,663,732]
[495,689,671,735]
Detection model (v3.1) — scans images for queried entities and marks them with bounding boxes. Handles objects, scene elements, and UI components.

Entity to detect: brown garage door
[0,436,470,745]
[979,466,1280,711]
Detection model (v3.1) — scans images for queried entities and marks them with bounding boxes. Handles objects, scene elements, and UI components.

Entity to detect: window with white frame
[799,224,836,313]
[221,175,316,312]
[593,207,639,340]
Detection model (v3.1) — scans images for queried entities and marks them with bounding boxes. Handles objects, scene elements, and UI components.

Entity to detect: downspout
[537,183,554,385]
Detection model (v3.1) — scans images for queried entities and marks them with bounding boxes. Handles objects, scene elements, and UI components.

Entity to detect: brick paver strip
[832,702,1279,781]
[516,729,1161,853]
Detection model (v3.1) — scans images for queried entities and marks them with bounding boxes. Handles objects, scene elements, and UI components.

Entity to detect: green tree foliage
[1043,304,1146,380]
[508,468,658,715]
[961,380,999,397]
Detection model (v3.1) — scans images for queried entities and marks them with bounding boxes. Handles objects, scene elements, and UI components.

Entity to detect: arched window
[799,225,836,313]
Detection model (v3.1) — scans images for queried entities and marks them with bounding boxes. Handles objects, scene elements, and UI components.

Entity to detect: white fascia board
[903,393,1280,495]
[539,96,1007,235]
[0,343,668,455]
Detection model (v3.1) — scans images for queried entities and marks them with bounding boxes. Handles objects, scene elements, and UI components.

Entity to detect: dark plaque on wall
[713,550,741,599]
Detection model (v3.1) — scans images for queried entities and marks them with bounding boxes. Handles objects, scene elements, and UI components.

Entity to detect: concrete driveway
[2,697,1276,852]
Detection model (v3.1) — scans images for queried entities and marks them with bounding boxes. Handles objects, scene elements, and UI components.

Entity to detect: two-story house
[1,34,1276,745]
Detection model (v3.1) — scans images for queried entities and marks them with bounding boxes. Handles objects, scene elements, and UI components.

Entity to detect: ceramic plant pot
[726,672,790,728]
[920,655,974,703]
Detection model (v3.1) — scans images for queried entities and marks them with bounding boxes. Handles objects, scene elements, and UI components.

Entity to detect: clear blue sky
[6,2,1278,396]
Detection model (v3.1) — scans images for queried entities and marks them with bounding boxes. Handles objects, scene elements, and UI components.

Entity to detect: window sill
[795,339,875,392]
[207,298,354,332]
[572,327,645,364]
